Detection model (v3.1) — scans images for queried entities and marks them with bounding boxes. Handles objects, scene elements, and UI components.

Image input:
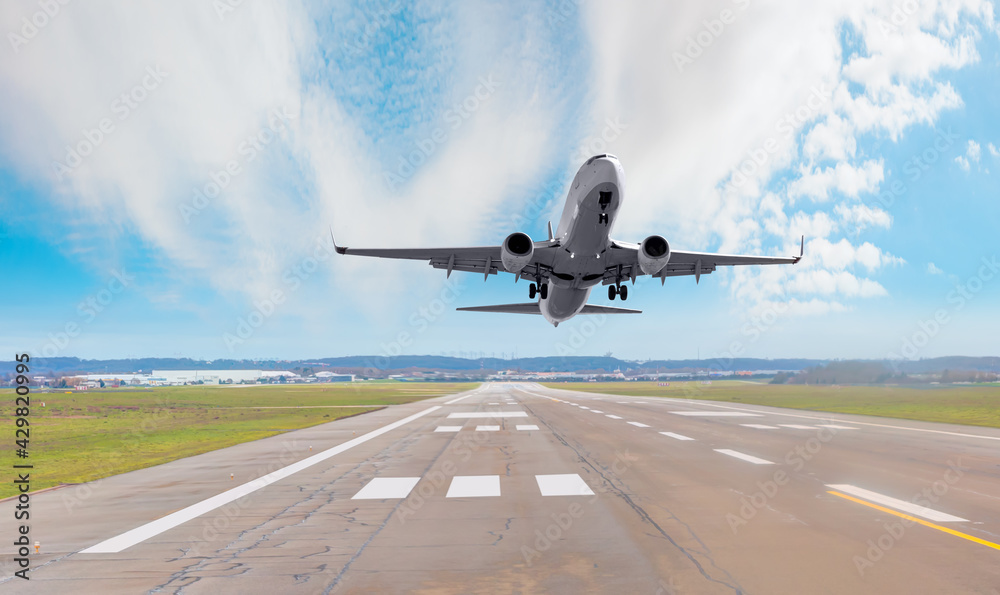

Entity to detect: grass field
[1,382,475,499]
[543,381,1000,429]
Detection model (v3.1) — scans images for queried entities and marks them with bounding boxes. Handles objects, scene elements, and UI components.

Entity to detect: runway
[3,382,1000,594]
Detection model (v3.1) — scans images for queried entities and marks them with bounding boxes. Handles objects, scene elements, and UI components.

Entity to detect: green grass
[543,381,1000,429]
[1,382,475,499]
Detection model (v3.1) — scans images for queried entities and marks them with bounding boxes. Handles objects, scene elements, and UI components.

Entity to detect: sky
[1,0,998,362]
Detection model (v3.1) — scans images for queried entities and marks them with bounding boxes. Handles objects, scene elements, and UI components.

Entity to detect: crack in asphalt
[521,398,747,594]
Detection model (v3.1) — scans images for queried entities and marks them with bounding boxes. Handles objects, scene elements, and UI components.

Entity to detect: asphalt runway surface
[2,382,999,594]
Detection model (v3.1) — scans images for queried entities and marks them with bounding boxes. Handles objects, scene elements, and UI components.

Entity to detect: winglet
[547,221,554,241]
[331,226,348,255]
[793,235,804,263]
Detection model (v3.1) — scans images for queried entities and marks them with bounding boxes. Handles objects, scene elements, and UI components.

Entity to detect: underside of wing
[456,303,543,314]
[333,229,559,279]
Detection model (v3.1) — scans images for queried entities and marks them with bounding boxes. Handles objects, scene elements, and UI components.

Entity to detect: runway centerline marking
[536,474,595,496]
[447,475,501,498]
[827,491,999,551]
[659,432,695,441]
[434,426,463,433]
[627,421,650,428]
[516,424,539,431]
[778,424,817,430]
[606,415,622,419]
[476,425,500,432]
[671,411,762,417]
[826,484,969,522]
[818,424,858,430]
[741,424,779,429]
[447,411,528,419]
[590,410,604,414]
[444,391,481,404]
[80,405,442,554]
[352,477,420,500]
[715,449,775,465]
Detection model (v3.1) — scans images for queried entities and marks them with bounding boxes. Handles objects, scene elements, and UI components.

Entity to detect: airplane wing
[602,237,803,285]
[332,228,559,280]
[456,303,641,315]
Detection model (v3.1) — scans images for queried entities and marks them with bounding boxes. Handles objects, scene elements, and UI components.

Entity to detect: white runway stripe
[659,432,694,441]
[826,484,969,522]
[671,411,763,417]
[434,426,463,432]
[516,424,539,431]
[80,405,442,554]
[606,415,622,419]
[819,424,858,430]
[590,410,604,413]
[627,422,650,428]
[447,475,501,498]
[476,425,500,431]
[778,424,817,430]
[352,477,420,500]
[579,406,590,409]
[714,449,775,465]
[741,424,779,429]
[447,411,528,419]
[535,474,595,496]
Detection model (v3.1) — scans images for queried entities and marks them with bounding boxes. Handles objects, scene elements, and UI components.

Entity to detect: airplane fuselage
[540,154,625,326]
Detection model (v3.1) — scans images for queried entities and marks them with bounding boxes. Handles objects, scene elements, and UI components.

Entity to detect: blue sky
[1,0,998,362]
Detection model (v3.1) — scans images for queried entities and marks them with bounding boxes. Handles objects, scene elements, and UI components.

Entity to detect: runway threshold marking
[825,484,969,522]
[80,405,442,554]
[516,424,540,431]
[352,477,421,500]
[659,432,695,441]
[827,491,1000,552]
[446,475,501,498]
[627,421,650,428]
[447,412,528,419]
[476,425,500,431]
[434,426,463,432]
[536,474,595,496]
[714,449,775,465]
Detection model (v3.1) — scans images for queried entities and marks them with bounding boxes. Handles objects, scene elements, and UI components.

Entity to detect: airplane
[333,154,803,326]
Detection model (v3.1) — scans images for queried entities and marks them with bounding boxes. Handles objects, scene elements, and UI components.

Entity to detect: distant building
[314,372,355,382]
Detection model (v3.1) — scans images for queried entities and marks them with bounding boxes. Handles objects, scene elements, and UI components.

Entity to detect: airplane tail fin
[456,303,641,315]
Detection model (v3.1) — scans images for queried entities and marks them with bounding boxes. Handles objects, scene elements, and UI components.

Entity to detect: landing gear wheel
[619,285,628,301]
[608,285,617,300]
[529,283,537,299]
[539,283,549,300]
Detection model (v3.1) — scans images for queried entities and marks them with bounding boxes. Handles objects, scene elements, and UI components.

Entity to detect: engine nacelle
[501,232,534,273]
[638,235,671,275]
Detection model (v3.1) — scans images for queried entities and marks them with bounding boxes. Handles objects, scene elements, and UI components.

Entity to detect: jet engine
[501,232,534,273]
[638,234,671,275]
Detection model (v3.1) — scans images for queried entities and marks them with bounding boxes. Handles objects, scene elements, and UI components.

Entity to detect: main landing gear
[608,284,628,301]
[529,283,549,300]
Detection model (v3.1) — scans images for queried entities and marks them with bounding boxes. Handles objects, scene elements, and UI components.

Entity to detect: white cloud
[989,142,1000,158]
[927,262,944,275]
[787,160,885,202]
[967,139,981,162]
[955,155,970,171]
[835,203,892,232]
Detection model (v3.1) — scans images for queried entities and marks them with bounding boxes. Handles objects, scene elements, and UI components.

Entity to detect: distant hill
[3,355,997,376]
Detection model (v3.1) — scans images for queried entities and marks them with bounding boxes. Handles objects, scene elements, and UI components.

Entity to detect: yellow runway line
[827,490,1000,552]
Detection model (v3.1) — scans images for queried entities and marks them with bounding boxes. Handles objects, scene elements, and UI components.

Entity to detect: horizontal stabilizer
[456,303,641,315]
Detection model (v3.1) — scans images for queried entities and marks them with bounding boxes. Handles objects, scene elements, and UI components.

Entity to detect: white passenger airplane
[334,154,802,326]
